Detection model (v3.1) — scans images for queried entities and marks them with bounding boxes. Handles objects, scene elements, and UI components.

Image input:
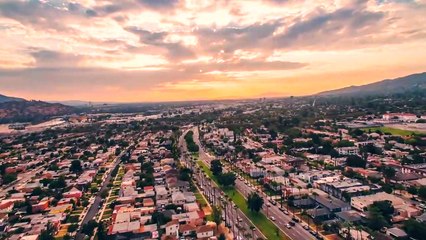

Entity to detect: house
[142,198,155,207]
[335,210,362,223]
[336,147,359,156]
[311,195,351,213]
[172,192,186,205]
[351,192,405,212]
[165,220,179,237]
[179,223,196,236]
[63,187,83,199]
[383,113,417,122]
[155,185,169,200]
[0,200,14,213]
[32,199,49,213]
[196,225,214,239]
[386,227,408,239]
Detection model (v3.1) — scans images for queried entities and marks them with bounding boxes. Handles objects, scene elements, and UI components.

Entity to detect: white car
[271,216,276,221]
[286,223,292,229]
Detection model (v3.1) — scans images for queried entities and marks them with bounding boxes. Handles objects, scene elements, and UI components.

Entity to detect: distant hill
[317,72,426,97]
[0,94,25,103]
[0,94,75,123]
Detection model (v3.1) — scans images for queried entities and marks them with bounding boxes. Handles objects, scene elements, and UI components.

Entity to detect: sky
[0,0,425,102]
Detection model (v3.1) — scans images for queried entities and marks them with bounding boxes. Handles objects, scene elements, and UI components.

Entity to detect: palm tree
[297,186,302,198]
[355,224,362,240]
[301,209,310,228]
[250,225,256,240]
[342,221,353,240]
[312,191,319,234]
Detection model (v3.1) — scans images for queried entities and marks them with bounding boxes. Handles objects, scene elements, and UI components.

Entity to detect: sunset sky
[0,0,425,102]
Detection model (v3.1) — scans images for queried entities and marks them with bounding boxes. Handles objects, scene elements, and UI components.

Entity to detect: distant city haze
[0,0,425,102]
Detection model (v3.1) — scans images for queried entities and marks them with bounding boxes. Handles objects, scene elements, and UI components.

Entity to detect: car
[271,216,276,221]
[292,217,300,223]
[283,210,289,215]
[286,224,292,229]
[271,200,277,205]
[237,217,243,222]
[289,221,295,226]
[303,225,309,230]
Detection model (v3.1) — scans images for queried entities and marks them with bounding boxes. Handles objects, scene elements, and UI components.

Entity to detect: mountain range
[0,94,25,103]
[0,71,425,123]
[0,95,75,124]
[317,72,426,96]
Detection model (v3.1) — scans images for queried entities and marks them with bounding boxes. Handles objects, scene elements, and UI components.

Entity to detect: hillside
[0,94,25,103]
[317,72,426,96]
[0,100,75,124]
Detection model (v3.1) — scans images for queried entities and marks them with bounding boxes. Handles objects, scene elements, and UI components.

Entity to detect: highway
[191,126,316,240]
[179,128,265,240]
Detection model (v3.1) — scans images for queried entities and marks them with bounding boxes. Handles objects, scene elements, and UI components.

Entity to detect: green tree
[81,220,98,236]
[70,160,82,173]
[39,223,55,240]
[211,160,223,176]
[367,206,389,231]
[418,186,426,200]
[403,219,426,239]
[67,224,79,232]
[179,167,192,181]
[346,155,366,168]
[212,205,222,230]
[217,172,236,187]
[382,166,396,183]
[247,192,264,213]
[101,189,109,198]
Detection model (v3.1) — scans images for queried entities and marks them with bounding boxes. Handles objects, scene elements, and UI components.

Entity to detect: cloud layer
[0,0,425,102]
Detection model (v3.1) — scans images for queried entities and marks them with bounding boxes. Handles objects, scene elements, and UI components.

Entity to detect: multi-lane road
[191,126,316,240]
[179,128,265,240]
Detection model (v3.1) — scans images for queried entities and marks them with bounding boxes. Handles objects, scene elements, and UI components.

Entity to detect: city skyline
[0,0,425,102]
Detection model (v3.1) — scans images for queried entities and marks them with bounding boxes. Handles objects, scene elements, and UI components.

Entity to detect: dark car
[292,217,300,223]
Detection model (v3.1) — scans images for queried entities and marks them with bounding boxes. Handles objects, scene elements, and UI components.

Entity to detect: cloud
[137,0,180,9]
[126,27,195,60]
[272,7,385,49]
[30,50,83,68]
[0,0,425,101]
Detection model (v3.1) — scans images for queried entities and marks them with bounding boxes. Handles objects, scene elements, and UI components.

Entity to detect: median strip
[197,160,290,240]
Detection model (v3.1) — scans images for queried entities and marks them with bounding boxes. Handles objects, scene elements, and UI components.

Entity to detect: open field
[361,126,423,136]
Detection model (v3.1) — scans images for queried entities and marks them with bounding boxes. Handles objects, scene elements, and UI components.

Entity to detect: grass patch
[361,126,421,136]
[195,192,208,207]
[197,160,289,240]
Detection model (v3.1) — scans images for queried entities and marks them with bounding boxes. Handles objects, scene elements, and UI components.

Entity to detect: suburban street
[192,126,316,240]
[0,163,48,199]
[75,149,127,240]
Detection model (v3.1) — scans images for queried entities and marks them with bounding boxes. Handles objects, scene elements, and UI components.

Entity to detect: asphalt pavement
[179,127,264,239]
[192,126,316,240]
[75,150,126,240]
